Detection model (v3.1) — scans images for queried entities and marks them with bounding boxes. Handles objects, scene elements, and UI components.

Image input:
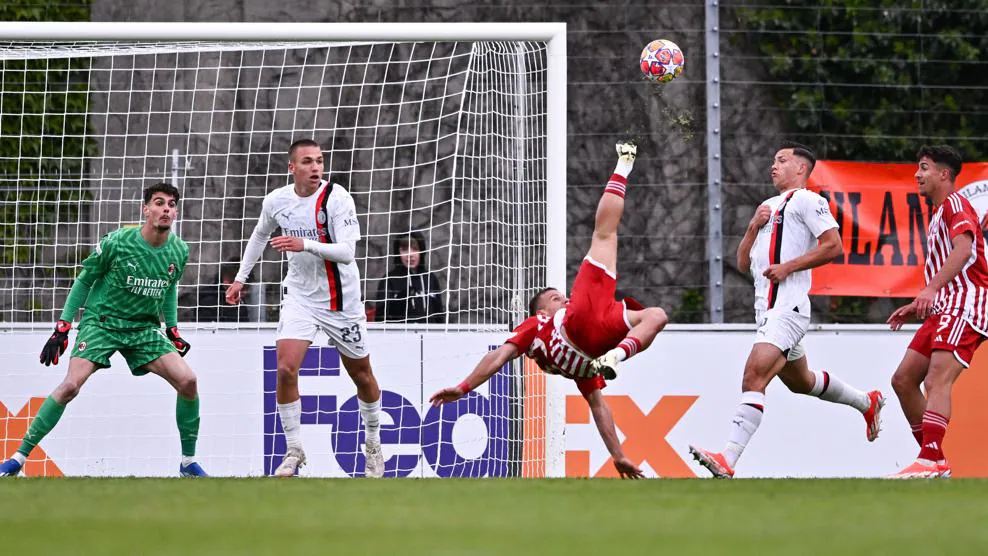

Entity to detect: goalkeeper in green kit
[0,183,206,477]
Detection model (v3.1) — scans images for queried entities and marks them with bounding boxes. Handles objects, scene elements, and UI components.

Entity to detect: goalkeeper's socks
[17,396,66,458]
[10,452,26,466]
[277,400,303,450]
[723,392,765,468]
[181,456,197,467]
[359,397,382,446]
[176,395,200,458]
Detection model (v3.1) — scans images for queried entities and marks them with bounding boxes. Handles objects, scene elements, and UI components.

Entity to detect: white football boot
[274,446,306,477]
[591,349,620,381]
[364,439,385,479]
[616,141,637,163]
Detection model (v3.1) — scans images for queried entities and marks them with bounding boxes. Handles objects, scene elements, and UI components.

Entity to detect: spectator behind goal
[376,231,445,324]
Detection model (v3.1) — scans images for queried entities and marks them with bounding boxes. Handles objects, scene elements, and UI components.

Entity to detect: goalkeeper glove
[40,320,72,366]
[166,327,191,357]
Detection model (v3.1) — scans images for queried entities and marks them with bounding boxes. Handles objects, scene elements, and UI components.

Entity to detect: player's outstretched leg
[586,141,637,276]
[592,307,668,380]
[689,343,786,478]
[1,358,96,477]
[776,357,886,442]
[273,339,309,477]
[341,353,384,479]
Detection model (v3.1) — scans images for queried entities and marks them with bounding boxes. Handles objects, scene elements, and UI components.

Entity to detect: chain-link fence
[4,0,987,325]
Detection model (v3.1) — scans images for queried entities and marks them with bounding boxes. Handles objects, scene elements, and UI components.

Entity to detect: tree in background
[731,0,987,322]
[0,1,96,320]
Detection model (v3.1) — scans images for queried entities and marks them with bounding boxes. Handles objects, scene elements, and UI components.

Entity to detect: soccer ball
[639,39,685,83]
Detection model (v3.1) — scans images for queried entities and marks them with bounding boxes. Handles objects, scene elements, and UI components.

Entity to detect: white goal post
[0,22,568,477]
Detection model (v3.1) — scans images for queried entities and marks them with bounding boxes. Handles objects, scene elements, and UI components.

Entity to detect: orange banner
[807,161,988,297]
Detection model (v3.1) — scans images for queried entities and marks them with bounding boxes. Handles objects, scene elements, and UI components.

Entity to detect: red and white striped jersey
[243,180,363,317]
[926,192,988,333]
[506,309,605,397]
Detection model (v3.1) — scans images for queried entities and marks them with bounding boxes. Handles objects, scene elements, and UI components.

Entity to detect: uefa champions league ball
[639,39,685,83]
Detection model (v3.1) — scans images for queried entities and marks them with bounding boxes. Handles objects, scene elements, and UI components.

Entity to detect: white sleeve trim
[303,239,356,264]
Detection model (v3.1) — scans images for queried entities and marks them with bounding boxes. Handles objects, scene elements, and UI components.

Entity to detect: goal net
[0,23,567,478]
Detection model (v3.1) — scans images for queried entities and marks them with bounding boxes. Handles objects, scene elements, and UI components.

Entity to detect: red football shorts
[563,256,633,358]
[908,313,987,368]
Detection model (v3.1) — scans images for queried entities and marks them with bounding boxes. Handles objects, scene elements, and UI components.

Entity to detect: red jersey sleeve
[575,375,606,398]
[945,196,978,242]
[505,316,539,353]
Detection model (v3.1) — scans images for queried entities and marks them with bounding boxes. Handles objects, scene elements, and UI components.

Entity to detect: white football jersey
[248,180,363,317]
[749,188,838,318]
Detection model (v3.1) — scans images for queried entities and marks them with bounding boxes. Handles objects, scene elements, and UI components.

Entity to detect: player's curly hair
[143,182,181,204]
[289,138,321,160]
[528,287,557,317]
[779,140,816,174]
[917,144,963,181]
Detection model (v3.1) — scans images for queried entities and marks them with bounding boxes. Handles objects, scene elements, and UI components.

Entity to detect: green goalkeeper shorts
[71,324,177,375]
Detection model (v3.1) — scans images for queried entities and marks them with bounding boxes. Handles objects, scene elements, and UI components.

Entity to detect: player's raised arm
[226,199,278,305]
[429,343,519,406]
[585,388,643,479]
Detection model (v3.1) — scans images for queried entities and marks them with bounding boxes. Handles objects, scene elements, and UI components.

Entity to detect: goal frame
[0,21,569,477]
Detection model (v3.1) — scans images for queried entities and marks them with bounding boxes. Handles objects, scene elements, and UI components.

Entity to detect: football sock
[918,410,948,462]
[613,337,642,362]
[277,399,303,451]
[359,397,382,446]
[808,370,870,412]
[176,395,200,458]
[605,173,627,198]
[723,391,765,468]
[17,396,66,458]
[911,423,923,446]
[613,156,634,178]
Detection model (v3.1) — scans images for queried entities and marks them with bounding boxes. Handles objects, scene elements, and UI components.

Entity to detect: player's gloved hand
[166,327,191,357]
[40,320,72,366]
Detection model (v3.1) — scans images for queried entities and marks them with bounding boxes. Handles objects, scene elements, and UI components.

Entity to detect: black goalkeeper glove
[40,320,72,366]
[166,326,191,357]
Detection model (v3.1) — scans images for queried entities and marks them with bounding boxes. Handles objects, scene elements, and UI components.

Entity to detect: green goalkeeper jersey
[60,227,189,331]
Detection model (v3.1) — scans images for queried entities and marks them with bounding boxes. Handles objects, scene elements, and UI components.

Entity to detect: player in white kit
[226,139,384,478]
[689,141,885,478]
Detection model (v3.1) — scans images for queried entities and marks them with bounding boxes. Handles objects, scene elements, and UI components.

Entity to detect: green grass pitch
[1,478,986,555]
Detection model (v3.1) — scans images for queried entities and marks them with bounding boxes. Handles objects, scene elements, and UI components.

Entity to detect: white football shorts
[754,307,810,362]
[277,296,369,359]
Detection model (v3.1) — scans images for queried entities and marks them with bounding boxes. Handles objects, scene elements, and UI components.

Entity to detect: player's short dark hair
[528,287,557,317]
[289,138,321,161]
[780,140,816,174]
[143,182,180,204]
[917,144,963,181]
